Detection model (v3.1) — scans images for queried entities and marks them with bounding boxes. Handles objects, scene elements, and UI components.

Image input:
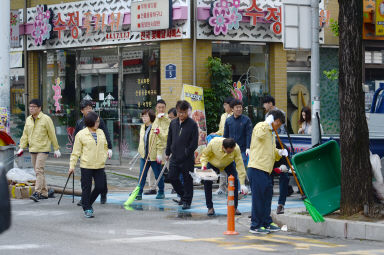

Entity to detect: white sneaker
[214,188,226,195]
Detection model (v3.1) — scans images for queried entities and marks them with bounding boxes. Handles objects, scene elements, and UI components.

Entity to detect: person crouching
[68,111,108,218]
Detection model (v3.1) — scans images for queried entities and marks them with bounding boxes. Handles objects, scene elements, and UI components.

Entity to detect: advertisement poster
[181,84,207,165]
[376,0,384,36]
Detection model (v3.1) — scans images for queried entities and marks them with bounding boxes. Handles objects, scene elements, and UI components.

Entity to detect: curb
[272,211,384,242]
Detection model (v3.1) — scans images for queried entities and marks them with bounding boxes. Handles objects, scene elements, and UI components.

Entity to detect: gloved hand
[279,164,288,173]
[245,148,250,157]
[202,166,207,170]
[68,168,74,174]
[157,113,165,118]
[156,155,162,164]
[16,148,24,157]
[266,114,274,125]
[278,149,288,157]
[154,128,160,135]
[54,150,61,158]
[108,149,113,159]
[273,167,282,174]
[240,185,249,195]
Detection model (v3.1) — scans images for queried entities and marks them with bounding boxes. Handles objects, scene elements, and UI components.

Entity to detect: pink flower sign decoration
[208,0,243,35]
[231,81,244,101]
[52,78,62,113]
[31,5,52,46]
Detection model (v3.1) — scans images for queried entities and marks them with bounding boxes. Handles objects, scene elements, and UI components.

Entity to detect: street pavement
[2,191,384,255]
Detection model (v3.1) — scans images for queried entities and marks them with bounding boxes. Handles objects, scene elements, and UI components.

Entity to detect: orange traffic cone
[224,175,238,235]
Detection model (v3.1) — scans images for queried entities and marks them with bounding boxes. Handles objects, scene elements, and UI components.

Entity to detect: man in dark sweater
[74,100,112,204]
[165,100,199,210]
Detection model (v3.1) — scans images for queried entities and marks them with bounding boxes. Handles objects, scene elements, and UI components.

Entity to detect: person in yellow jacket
[68,111,108,218]
[247,109,288,234]
[137,108,166,200]
[200,137,248,216]
[143,99,171,195]
[210,97,233,195]
[17,99,61,202]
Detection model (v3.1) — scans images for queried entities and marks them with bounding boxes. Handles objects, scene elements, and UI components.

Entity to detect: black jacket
[74,117,112,149]
[166,117,199,164]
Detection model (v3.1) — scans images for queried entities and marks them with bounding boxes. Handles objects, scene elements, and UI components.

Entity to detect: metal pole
[0,0,11,133]
[23,0,29,118]
[192,0,197,86]
[310,0,320,146]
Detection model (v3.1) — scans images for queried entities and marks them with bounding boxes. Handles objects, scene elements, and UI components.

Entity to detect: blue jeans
[248,167,273,229]
[138,158,164,194]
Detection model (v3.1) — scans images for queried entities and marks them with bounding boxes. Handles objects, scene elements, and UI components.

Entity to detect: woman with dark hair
[298,107,312,135]
[69,111,108,218]
[136,108,165,200]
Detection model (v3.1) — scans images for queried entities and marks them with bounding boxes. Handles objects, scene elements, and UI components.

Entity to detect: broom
[123,133,157,207]
[273,125,324,222]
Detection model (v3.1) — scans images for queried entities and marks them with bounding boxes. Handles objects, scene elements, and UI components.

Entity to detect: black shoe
[77,200,82,207]
[48,188,55,198]
[207,208,215,216]
[143,189,157,195]
[235,209,241,216]
[172,198,183,205]
[276,204,284,214]
[38,194,48,200]
[182,202,191,210]
[30,192,40,202]
[100,194,107,204]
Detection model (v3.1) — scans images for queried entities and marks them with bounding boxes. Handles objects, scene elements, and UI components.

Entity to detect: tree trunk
[338,0,373,216]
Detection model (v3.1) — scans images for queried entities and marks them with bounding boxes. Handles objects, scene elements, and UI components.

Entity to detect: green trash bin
[291,140,341,216]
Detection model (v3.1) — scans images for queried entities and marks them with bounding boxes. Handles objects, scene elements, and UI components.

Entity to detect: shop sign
[165,64,176,80]
[131,0,172,32]
[10,11,20,48]
[31,5,53,46]
[208,0,281,36]
[52,78,62,113]
[135,78,157,108]
[376,0,384,36]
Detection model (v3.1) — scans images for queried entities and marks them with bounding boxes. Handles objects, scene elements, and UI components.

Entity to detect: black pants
[168,160,194,205]
[204,162,239,209]
[101,170,108,196]
[81,168,106,211]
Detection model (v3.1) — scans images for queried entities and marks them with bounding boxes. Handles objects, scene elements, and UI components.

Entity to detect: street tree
[338,0,373,215]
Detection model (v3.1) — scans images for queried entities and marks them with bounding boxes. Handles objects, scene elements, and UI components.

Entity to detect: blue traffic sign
[165,64,176,80]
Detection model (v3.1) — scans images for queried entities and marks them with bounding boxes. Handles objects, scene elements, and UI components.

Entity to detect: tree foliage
[204,56,232,133]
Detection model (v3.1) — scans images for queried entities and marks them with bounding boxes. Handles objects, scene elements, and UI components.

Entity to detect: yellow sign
[181,84,207,165]
[376,0,384,36]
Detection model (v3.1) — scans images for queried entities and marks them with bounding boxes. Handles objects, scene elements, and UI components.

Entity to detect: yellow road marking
[337,250,384,255]
[270,234,345,247]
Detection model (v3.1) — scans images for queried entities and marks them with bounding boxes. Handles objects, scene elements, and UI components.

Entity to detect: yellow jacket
[70,128,108,169]
[216,112,232,136]
[248,122,281,174]
[152,116,171,157]
[19,112,59,153]
[138,124,158,160]
[200,137,246,185]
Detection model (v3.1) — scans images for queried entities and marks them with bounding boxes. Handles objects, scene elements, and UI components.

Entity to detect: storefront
[20,0,190,164]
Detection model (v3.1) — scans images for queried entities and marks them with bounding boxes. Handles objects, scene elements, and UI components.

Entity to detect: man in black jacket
[74,100,112,204]
[165,100,199,210]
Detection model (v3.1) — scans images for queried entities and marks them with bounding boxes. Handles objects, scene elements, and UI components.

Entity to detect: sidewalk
[270,208,384,242]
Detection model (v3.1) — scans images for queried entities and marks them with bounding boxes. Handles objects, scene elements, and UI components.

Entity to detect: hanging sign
[10,11,20,48]
[131,0,173,32]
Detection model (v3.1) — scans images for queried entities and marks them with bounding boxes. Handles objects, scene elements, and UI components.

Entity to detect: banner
[10,10,20,48]
[181,84,207,165]
[376,0,384,36]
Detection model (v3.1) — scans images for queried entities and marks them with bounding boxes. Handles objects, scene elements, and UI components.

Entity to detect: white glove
[108,149,113,159]
[240,185,249,195]
[54,150,61,158]
[266,114,274,129]
[280,165,288,173]
[157,113,165,118]
[156,155,162,164]
[278,149,288,157]
[245,148,250,157]
[16,148,24,157]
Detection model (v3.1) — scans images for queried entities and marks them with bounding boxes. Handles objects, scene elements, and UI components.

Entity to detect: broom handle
[137,132,157,184]
[273,125,304,196]
[154,155,171,187]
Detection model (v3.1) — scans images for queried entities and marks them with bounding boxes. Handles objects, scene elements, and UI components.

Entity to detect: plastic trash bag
[370,152,384,203]
[6,168,36,183]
